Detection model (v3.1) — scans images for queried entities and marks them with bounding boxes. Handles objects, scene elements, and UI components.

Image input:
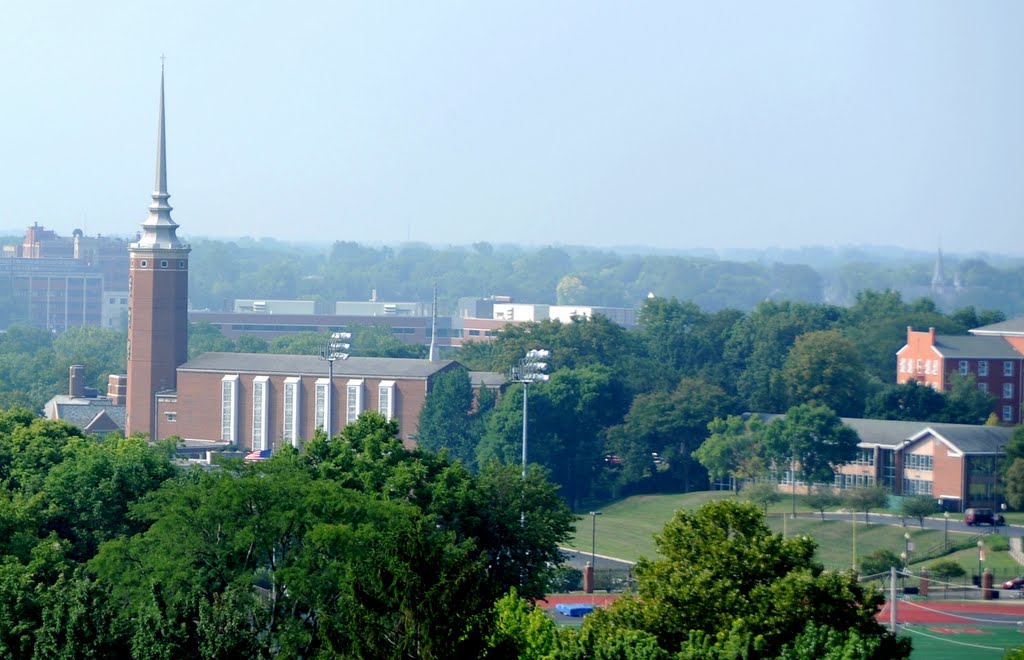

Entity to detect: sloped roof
[753,413,1013,455]
[47,395,127,435]
[931,334,1023,359]
[970,316,1024,337]
[842,417,1013,454]
[914,423,1012,455]
[470,371,506,389]
[179,352,457,379]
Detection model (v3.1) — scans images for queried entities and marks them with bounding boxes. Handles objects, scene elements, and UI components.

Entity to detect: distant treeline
[187,237,1024,315]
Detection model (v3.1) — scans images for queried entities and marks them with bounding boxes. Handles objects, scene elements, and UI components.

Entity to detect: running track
[541,594,1024,626]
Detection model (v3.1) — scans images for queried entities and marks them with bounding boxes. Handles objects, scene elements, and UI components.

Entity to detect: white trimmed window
[283,377,301,447]
[979,360,989,377]
[931,360,940,375]
[1004,383,1014,399]
[899,358,907,373]
[252,376,269,451]
[1005,361,1015,377]
[346,379,364,424]
[315,378,331,433]
[221,375,239,443]
[959,360,969,375]
[378,380,395,421]
[979,382,988,393]
[1004,405,1014,422]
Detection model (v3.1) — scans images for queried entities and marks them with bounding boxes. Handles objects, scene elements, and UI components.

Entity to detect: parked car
[1003,576,1024,590]
[964,508,1006,526]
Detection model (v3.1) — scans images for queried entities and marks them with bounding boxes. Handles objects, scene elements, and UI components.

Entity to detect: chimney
[929,327,936,343]
[69,365,85,398]
[108,374,128,406]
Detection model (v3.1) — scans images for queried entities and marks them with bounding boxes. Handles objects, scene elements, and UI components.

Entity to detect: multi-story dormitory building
[897,323,1024,424]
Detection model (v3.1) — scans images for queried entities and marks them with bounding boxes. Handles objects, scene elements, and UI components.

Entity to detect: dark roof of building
[470,371,507,389]
[970,316,1024,337]
[45,395,127,435]
[838,417,1012,454]
[752,414,1013,454]
[931,334,1023,359]
[179,352,458,379]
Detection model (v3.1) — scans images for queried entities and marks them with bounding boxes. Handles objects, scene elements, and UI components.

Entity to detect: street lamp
[978,540,984,586]
[943,511,950,550]
[510,349,550,479]
[317,331,351,437]
[590,511,603,567]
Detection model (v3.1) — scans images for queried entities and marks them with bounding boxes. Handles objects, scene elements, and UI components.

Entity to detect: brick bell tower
[126,65,190,438]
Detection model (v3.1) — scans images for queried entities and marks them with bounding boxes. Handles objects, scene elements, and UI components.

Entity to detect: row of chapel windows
[899,358,1016,380]
[219,375,395,449]
[137,259,186,269]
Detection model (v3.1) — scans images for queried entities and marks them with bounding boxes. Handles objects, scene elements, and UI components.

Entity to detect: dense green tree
[478,366,628,508]
[1005,458,1024,510]
[52,326,126,391]
[781,330,868,417]
[187,320,233,358]
[864,380,947,421]
[843,486,889,525]
[765,405,859,503]
[859,549,901,577]
[573,500,908,658]
[940,374,996,425]
[351,324,427,359]
[692,415,769,492]
[901,495,937,528]
[805,485,842,521]
[724,301,843,413]
[741,481,782,515]
[416,366,484,468]
[606,377,735,494]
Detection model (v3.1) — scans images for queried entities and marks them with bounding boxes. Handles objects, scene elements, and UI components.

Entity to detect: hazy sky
[2,2,1022,253]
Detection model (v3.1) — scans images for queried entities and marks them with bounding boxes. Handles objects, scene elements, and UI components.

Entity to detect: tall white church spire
[134,59,186,250]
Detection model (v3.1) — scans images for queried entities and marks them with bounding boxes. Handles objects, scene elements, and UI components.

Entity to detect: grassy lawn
[568,491,1021,581]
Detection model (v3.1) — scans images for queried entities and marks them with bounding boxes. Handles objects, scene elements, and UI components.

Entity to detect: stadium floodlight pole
[510,349,550,479]
[318,331,351,437]
[590,511,603,567]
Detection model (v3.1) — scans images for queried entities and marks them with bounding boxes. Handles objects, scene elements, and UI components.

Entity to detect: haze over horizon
[2,2,1022,255]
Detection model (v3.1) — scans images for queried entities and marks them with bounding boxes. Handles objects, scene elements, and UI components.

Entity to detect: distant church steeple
[126,61,191,439]
[931,246,946,295]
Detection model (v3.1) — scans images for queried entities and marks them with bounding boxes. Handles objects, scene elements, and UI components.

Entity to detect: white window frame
[978,382,988,393]
[1004,383,1014,400]
[252,376,269,451]
[959,360,969,376]
[978,360,989,377]
[378,380,395,421]
[346,379,364,424]
[221,375,239,443]
[283,377,301,448]
[1005,361,1015,377]
[1004,405,1014,422]
[315,377,331,433]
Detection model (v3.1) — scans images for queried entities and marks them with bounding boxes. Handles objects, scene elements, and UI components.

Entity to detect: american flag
[244,449,272,462]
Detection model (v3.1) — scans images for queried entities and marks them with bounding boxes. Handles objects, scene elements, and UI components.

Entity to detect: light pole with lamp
[978,540,984,587]
[590,511,602,566]
[904,532,911,570]
[317,332,351,437]
[510,349,550,479]
[943,511,949,550]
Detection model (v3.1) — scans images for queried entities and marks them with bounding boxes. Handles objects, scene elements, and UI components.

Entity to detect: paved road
[791,511,1020,539]
[559,547,635,571]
